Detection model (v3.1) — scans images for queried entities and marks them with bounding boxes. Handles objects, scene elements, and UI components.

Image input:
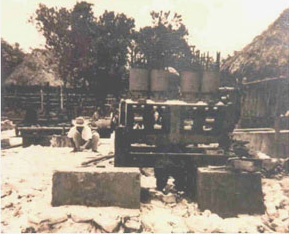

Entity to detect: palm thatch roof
[5,49,63,86]
[221,8,289,81]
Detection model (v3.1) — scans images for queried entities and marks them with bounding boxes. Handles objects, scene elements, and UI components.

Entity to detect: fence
[1,83,118,124]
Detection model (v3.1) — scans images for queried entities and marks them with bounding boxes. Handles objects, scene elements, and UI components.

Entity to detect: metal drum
[129,68,149,98]
[167,73,180,99]
[150,69,168,92]
[201,71,220,93]
[150,69,169,100]
[180,71,200,100]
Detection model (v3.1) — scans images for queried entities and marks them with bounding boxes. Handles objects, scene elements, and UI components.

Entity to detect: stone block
[52,168,140,209]
[233,130,289,158]
[1,137,22,149]
[123,216,141,232]
[197,167,265,217]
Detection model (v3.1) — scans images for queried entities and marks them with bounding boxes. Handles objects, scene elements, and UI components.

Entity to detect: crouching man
[68,117,100,152]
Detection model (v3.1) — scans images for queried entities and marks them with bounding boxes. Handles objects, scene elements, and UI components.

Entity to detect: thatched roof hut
[221,8,289,81]
[4,49,63,86]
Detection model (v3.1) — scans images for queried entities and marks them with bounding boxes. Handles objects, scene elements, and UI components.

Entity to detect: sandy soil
[1,131,288,233]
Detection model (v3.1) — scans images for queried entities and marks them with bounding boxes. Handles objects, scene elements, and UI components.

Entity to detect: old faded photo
[1,0,289,233]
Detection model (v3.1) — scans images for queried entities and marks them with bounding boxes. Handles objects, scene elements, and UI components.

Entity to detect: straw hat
[72,116,87,127]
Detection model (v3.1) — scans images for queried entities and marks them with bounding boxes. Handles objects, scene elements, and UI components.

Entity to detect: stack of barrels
[129,69,169,100]
[129,67,220,101]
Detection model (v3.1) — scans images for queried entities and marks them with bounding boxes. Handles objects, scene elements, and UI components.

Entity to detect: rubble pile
[254,152,289,178]
[141,169,289,233]
[1,178,141,233]
[25,207,141,233]
[1,120,15,131]
[141,191,270,233]
[262,178,289,232]
[261,158,287,178]
[228,140,289,177]
[1,142,289,232]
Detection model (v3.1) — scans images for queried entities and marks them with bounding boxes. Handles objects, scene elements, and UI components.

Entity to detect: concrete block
[1,137,22,149]
[52,168,140,209]
[233,130,289,158]
[197,167,265,217]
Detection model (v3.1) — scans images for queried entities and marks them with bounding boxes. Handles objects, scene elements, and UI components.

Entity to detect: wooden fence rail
[1,84,118,124]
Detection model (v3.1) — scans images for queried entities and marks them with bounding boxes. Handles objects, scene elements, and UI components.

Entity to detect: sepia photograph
[1,0,289,232]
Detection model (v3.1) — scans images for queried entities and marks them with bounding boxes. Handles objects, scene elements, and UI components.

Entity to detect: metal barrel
[129,68,149,92]
[180,71,200,99]
[201,71,220,93]
[150,69,169,92]
[167,73,180,99]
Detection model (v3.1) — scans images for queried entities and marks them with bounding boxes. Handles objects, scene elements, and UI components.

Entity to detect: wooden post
[274,81,282,157]
[60,86,64,110]
[40,88,44,111]
[45,82,51,122]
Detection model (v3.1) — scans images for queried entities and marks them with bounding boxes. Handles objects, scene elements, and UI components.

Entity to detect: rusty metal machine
[115,54,240,193]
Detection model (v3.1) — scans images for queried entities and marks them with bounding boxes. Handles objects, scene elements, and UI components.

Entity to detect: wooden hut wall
[239,77,289,129]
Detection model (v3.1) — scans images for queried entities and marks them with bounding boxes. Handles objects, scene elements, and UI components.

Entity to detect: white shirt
[67,125,92,141]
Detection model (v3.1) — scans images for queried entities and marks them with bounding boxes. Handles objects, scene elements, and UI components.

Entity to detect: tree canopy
[132,11,194,71]
[30,1,135,96]
[31,2,202,94]
[1,39,25,84]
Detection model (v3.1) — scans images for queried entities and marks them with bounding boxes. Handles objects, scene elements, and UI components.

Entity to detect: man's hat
[72,116,87,127]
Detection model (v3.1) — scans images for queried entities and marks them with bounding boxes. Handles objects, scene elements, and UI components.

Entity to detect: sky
[1,0,289,58]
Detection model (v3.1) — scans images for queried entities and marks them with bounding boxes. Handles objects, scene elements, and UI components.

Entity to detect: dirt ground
[1,131,289,233]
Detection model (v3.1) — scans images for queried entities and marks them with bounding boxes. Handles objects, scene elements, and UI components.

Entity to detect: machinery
[115,54,241,194]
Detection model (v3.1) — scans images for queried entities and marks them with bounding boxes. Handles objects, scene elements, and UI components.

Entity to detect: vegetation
[4,49,62,87]
[1,39,25,85]
[30,1,135,97]
[3,2,287,93]
[132,11,194,71]
[29,2,204,95]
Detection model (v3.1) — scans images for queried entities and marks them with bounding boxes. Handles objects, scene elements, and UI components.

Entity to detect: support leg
[154,168,169,191]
